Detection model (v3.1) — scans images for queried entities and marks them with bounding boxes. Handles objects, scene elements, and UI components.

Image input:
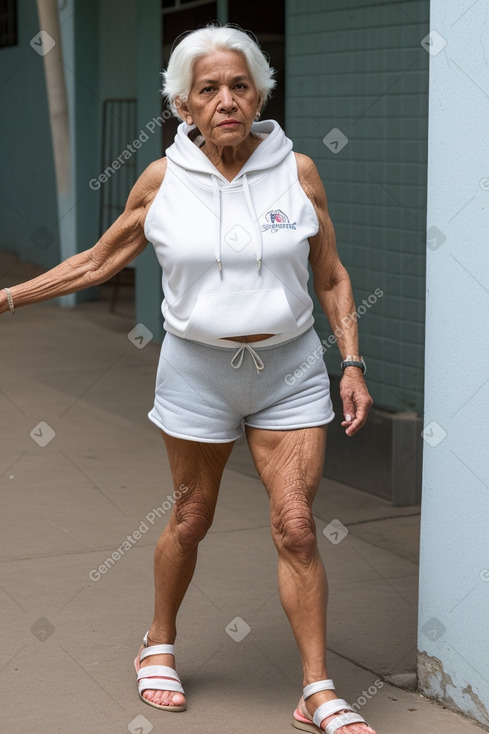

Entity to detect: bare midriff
[223,334,275,343]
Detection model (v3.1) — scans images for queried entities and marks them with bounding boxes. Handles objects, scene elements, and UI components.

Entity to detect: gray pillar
[418,1,489,726]
[217,0,228,25]
[135,0,164,342]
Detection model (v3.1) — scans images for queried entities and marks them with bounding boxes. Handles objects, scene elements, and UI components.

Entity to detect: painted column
[134,0,164,342]
[39,0,77,306]
[217,0,228,24]
[418,0,489,726]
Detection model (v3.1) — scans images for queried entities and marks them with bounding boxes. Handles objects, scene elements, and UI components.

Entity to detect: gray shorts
[148,327,335,443]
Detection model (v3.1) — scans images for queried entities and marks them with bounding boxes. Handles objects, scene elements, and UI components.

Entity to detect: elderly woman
[1,25,375,734]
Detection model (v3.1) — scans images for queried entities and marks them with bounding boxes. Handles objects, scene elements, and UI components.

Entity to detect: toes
[142,689,185,707]
[142,690,164,705]
[162,691,185,707]
[171,692,186,706]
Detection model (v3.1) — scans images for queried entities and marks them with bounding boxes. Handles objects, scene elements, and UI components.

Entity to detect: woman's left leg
[245,425,376,734]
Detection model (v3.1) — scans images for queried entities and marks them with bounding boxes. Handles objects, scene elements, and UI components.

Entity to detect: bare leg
[246,426,376,734]
[138,430,234,708]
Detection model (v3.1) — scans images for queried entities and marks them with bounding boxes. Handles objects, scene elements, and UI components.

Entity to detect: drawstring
[212,173,264,274]
[242,173,263,273]
[212,175,222,275]
[231,344,265,373]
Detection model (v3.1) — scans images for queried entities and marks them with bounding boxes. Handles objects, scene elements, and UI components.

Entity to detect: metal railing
[98,98,138,237]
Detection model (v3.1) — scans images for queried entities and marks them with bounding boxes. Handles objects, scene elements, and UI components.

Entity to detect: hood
[165,119,293,275]
[165,119,293,182]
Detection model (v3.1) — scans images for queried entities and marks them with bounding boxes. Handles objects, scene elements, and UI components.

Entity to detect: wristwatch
[340,354,366,375]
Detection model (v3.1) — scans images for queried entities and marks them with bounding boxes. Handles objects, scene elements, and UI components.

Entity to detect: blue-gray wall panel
[286,0,429,413]
[0,0,60,269]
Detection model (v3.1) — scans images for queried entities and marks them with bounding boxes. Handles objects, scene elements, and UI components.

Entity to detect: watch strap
[340,358,366,375]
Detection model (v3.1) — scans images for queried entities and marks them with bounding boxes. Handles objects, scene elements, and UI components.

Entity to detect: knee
[270,492,317,561]
[171,495,213,551]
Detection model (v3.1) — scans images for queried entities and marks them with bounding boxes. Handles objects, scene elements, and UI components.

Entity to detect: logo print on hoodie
[262,209,297,233]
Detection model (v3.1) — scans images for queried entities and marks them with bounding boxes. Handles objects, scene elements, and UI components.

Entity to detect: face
[177,49,262,147]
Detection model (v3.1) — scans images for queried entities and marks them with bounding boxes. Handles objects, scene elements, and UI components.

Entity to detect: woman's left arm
[296,152,373,436]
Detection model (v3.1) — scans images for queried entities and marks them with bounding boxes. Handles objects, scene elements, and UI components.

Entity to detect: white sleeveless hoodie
[144,119,319,346]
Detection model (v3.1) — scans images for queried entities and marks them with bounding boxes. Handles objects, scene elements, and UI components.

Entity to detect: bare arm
[0,158,167,314]
[296,152,372,435]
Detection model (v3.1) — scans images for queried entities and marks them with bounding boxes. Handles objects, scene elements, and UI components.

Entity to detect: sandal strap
[325,712,368,734]
[304,679,335,699]
[140,643,175,661]
[137,664,185,695]
[312,699,353,728]
[143,630,175,650]
[137,664,181,682]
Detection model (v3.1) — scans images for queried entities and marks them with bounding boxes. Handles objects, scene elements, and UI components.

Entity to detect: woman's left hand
[340,372,373,436]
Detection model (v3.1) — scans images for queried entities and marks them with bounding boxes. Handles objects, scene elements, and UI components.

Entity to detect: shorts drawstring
[231,344,265,373]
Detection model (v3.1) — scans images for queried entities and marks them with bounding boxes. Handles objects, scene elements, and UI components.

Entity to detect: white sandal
[292,679,369,733]
[134,631,186,711]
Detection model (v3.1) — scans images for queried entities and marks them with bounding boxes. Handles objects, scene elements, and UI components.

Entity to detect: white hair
[162,24,276,120]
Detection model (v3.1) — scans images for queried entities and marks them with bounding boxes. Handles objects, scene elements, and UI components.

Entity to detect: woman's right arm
[0,158,167,314]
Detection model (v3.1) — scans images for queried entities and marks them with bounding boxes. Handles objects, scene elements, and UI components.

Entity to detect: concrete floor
[0,252,486,733]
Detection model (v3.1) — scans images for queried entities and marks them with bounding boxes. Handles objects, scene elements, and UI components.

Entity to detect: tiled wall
[286,0,429,413]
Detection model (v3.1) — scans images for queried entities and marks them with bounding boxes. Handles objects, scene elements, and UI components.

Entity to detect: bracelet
[3,287,14,315]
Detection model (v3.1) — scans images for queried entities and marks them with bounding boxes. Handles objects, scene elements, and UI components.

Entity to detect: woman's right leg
[139,430,235,708]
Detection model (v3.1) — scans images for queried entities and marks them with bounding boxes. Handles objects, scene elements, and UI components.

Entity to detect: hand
[339,369,373,436]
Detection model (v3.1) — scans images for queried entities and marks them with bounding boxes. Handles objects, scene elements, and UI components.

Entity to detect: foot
[298,688,377,734]
[135,633,186,709]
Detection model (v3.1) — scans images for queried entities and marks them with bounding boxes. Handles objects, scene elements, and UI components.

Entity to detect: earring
[254,112,261,121]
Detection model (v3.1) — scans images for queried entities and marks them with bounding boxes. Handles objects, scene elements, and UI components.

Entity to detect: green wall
[99,0,137,100]
[0,0,170,338]
[75,0,160,320]
[0,0,60,269]
[286,0,429,414]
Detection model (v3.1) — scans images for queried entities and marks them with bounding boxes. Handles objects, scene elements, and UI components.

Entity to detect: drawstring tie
[212,175,223,274]
[231,344,265,373]
[242,173,263,272]
[212,173,264,274]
